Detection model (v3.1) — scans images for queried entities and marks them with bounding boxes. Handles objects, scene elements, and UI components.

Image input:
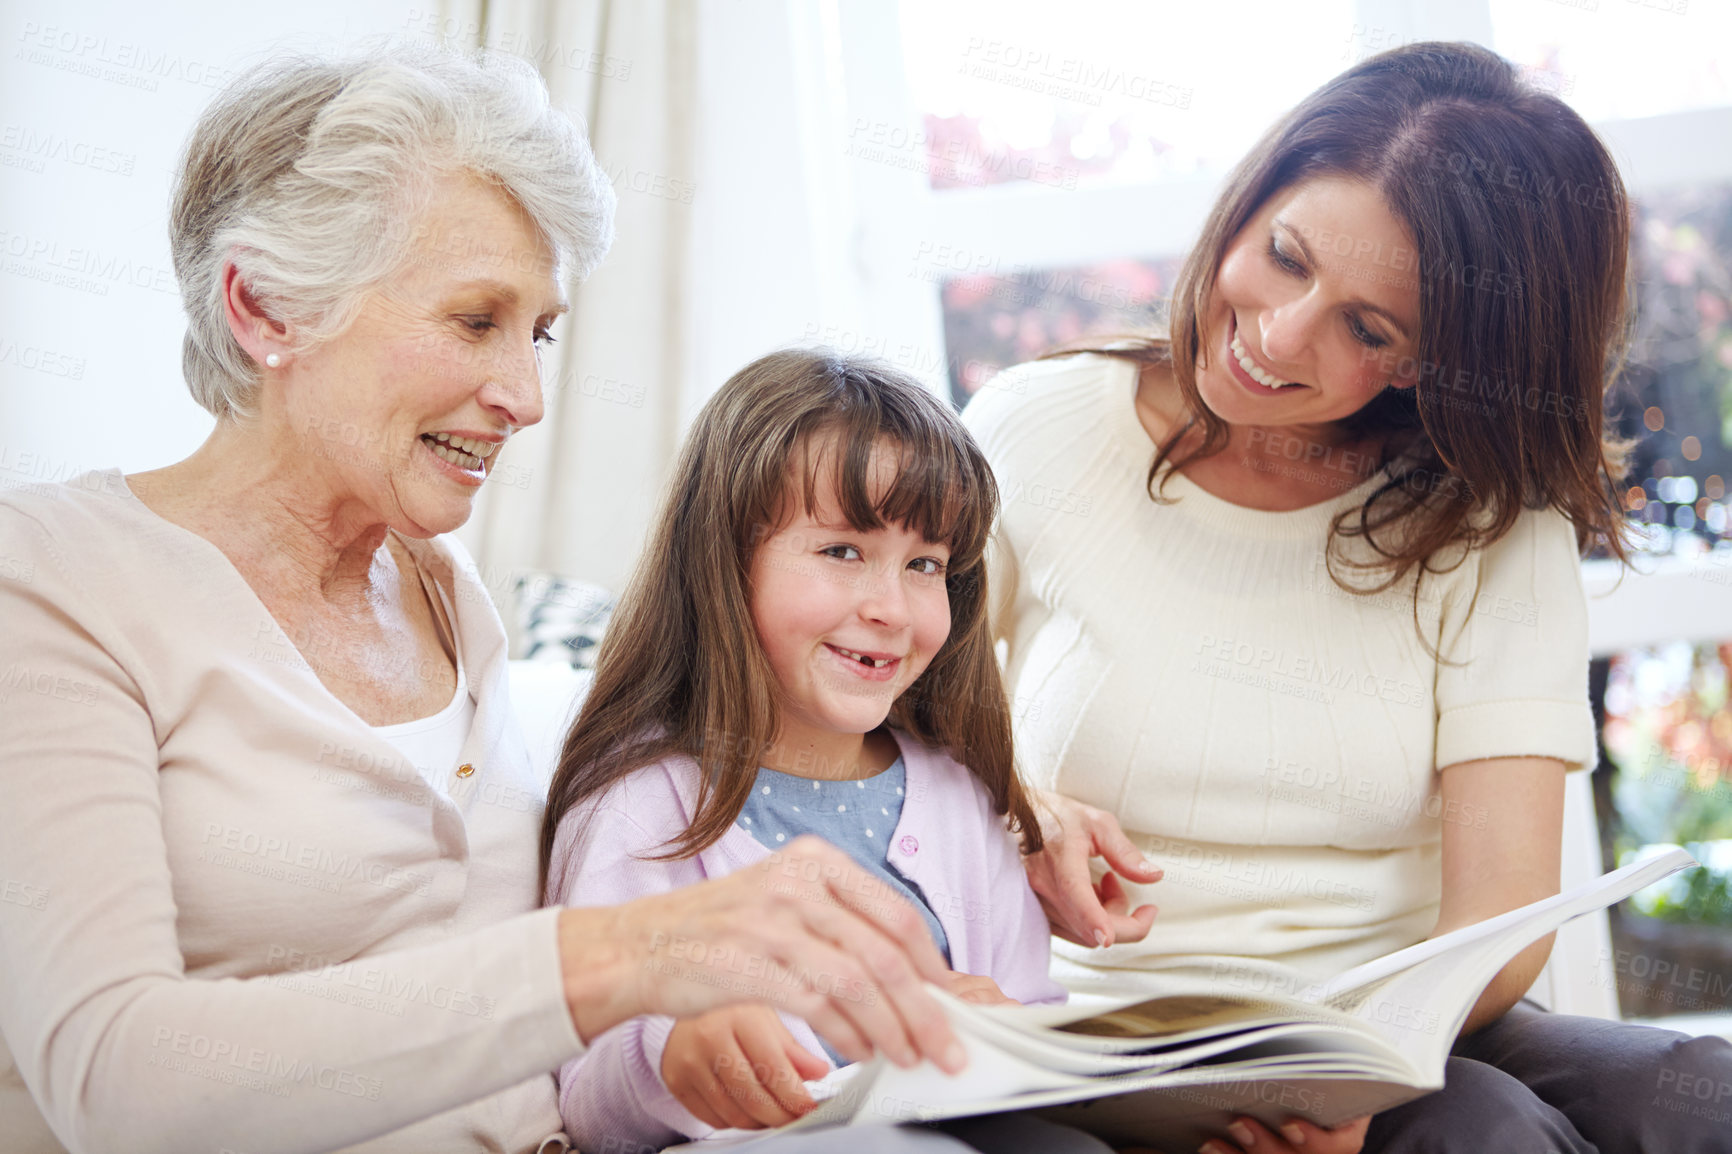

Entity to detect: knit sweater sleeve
[544,769,834,1151]
[545,787,711,1151]
[1432,506,1597,771]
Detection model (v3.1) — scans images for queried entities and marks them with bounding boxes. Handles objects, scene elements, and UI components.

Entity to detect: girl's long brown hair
[1061,41,1632,597]
[539,348,1038,892]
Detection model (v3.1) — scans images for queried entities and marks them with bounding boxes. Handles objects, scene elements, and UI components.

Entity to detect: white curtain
[437,0,697,612]
[430,0,944,641]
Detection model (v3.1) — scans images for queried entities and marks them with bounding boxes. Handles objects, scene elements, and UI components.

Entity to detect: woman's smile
[1226,315,1305,396]
[418,430,504,485]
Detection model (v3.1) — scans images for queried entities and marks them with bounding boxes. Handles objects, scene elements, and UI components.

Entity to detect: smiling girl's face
[747,438,952,767]
[1196,176,1423,435]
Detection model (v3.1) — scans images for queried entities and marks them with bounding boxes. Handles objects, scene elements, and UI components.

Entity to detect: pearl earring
[265,353,282,368]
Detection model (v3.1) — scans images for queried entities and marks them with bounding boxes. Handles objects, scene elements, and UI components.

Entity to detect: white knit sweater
[962,354,1596,999]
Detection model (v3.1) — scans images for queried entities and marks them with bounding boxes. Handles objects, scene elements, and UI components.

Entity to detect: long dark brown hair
[1061,41,1632,595]
[539,348,1038,892]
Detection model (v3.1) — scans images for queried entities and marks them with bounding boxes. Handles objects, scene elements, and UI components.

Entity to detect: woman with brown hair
[964,40,1732,1154]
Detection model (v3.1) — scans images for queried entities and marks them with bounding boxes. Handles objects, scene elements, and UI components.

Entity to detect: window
[901,0,1354,193]
[1618,186,1732,555]
[1489,0,1731,122]
[899,0,1359,406]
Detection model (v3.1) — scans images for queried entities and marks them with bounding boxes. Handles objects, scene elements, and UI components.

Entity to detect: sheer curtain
[432,0,944,626]
[438,0,697,608]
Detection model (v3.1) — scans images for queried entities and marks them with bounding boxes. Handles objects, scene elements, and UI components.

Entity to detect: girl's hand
[1201,1115,1371,1154]
[558,835,965,1073]
[937,971,1019,1006]
[1022,788,1163,947]
[661,1004,830,1130]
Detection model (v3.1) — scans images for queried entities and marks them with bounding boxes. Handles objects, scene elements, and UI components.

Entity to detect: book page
[962,1015,1401,1078]
[1031,1072,1430,1150]
[855,1038,1423,1134]
[682,851,1698,1151]
[961,988,1362,1056]
[1313,847,1697,1082]
[1314,846,1696,1005]
[1057,993,1319,1040]
[665,1070,1430,1153]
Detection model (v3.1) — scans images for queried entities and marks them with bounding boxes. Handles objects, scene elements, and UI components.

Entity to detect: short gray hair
[171,43,616,419]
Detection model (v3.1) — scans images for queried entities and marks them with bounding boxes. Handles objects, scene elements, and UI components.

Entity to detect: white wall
[682,0,946,422]
[0,0,423,491]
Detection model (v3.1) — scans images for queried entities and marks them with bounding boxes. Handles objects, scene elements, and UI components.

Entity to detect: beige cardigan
[0,470,582,1154]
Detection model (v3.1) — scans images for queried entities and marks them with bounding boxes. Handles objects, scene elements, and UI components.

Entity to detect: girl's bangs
[795,410,990,568]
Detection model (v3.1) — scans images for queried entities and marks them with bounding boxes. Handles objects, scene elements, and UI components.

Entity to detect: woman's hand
[661,1004,830,1131]
[1023,788,1163,947]
[937,971,1019,1007]
[557,835,964,1072]
[1200,1115,1370,1154]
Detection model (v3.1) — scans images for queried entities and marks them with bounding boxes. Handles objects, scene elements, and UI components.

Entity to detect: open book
[677,846,1695,1151]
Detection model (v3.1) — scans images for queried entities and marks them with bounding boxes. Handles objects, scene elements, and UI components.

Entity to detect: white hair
[170,42,615,419]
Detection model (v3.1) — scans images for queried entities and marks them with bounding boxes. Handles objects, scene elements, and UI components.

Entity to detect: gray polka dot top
[735,756,951,967]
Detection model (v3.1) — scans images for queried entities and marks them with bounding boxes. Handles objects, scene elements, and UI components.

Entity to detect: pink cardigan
[545,729,1064,1151]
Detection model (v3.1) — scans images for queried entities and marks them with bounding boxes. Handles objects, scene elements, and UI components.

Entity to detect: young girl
[540,349,1098,1153]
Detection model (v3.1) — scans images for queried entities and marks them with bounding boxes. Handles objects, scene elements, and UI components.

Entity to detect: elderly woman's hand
[1023,788,1163,948]
[557,835,965,1073]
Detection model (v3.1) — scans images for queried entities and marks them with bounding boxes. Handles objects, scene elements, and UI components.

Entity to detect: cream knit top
[961,354,1596,1000]
[0,470,579,1154]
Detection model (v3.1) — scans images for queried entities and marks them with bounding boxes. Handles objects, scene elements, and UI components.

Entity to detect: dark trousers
[1364,1002,1732,1153]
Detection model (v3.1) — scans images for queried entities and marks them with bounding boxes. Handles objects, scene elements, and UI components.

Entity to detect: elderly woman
[0,46,975,1154]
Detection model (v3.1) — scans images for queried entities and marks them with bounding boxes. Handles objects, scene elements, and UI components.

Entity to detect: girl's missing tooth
[539,348,1067,1150]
